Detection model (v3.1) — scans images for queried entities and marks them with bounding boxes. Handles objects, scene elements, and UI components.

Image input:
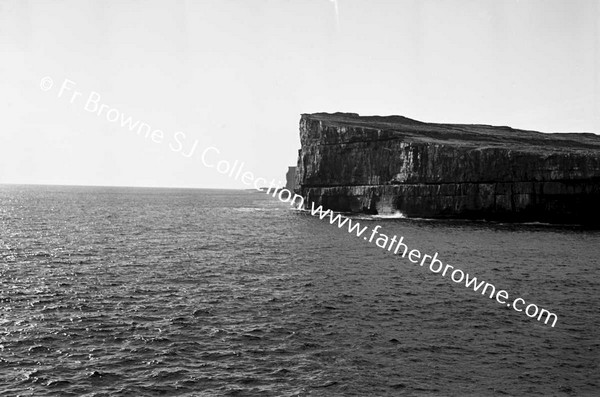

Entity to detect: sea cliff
[295,113,600,225]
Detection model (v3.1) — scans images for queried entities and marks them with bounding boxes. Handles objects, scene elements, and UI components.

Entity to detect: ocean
[0,185,598,396]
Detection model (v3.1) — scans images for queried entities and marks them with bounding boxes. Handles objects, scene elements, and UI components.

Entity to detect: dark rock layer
[285,166,297,192]
[295,113,600,225]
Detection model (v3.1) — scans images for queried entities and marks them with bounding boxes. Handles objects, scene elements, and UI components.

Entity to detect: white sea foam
[372,211,406,219]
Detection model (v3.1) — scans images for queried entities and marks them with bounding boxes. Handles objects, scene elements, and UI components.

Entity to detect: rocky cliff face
[295,113,600,225]
[285,166,297,192]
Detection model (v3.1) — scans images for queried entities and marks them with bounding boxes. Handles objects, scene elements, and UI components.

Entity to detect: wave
[347,211,407,221]
[372,211,406,219]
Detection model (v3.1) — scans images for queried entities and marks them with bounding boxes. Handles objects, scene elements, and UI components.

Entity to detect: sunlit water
[0,185,598,396]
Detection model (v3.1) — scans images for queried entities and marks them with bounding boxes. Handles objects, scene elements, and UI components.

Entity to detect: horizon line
[0,182,279,191]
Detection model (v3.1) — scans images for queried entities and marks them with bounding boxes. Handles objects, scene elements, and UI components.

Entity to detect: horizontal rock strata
[295,113,600,225]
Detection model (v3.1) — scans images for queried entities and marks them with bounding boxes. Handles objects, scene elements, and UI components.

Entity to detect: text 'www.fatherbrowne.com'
[308,202,558,327]
[266,184,558,328]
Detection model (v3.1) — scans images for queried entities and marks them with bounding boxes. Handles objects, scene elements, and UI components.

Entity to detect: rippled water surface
[0,185,598,396]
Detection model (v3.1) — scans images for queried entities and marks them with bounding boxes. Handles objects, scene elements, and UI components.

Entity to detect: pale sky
[1,0,598,188]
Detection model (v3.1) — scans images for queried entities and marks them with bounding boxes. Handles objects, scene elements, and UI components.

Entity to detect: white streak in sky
[329,0,340,31]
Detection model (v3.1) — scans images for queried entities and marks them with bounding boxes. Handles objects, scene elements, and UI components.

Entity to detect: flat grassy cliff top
[302,112,600,153]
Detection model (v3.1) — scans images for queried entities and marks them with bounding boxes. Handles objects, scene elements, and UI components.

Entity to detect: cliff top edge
[300,112,600,152]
